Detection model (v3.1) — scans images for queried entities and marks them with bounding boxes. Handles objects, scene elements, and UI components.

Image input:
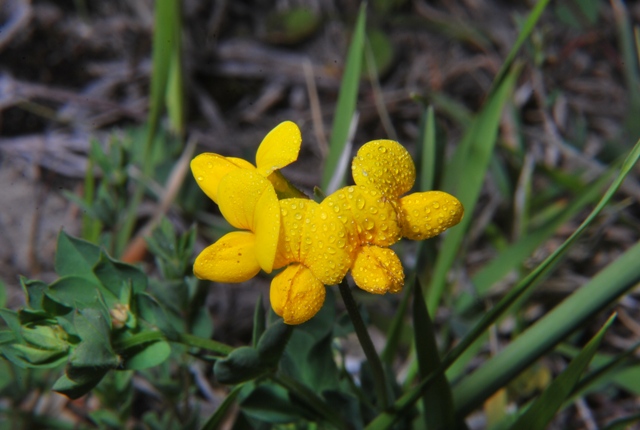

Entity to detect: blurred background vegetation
[1,0,639,428]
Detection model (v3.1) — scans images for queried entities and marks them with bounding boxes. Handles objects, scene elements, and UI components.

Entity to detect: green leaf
[46,276,114,309]
[68,307,118,371]
[413,280,454,430]
[252,294,266,348]
[121,340,171,370]
[53,372,107,399]
[19,277,48,310]
[201,384,244,430]
[93,252,147,297]
[450,137,640,415]
[135,293,178,338]
[428,66,520,314]
[321,3,367,191]
[509,314,616,430]
[54,231,101,282]
[214,347,265,385]
[239,382,308,424]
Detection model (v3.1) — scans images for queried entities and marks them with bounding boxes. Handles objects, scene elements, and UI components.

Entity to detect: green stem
[178,333,234,355]
[338,279,389,409]
[271,374,349,430]
[114,331,233,356]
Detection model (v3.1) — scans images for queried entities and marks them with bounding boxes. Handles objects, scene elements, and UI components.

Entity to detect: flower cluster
[191,122,464,325]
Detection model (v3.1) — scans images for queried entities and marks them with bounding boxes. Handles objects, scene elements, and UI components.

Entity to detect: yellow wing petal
[255,121,302,176]
[218,170,280,272]
[273,198,311,268]
[398,191,464,240]
[351,140,416,198]
[270,264,326,325]
[350,246,404,294]
[322,185,402,247]
[191,153,254,204]
[194,231,260,282]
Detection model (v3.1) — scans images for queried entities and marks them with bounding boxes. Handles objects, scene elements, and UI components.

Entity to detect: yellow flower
[193,169,281,281]
[322,139,464,295]
[270,198,355,325]
[190,121,303,204]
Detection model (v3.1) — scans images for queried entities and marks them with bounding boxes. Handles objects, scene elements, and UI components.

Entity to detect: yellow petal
[303,202,354,285]
[270,264,326,325]
[191,153,255,204]
[273,198,353,284]
[398,191,464,240]
[351,140,416,198]
[322,185,402,247]
[255,121,302,176]
[218,170,280,272]
[350,246,404,294]
[273,198,312,268]
[194,231,260,282]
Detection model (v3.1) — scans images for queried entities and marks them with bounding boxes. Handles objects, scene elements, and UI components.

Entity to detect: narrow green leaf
[452,240,640,415]
[456,167,614,313]
[490,0,551,92]
[509,314,616,430]
[419,106,437,192]
[321,3,367,190]
[428,66,520,314]
[413,280,454,430]
[200,384,244,430]
[252,294,266,348]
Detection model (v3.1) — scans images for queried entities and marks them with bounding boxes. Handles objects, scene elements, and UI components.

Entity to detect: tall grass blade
[449,137,640,414]
[427,67,519,314]
[455,167,614,313]
[508,314,616,430]
[413,279,454,430]
[321,3,367,191]
[201,384,243,430]
[116,0,181,256]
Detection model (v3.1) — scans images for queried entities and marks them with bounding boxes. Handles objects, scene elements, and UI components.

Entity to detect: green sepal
[257,321,292,368]
[214,347,265,385]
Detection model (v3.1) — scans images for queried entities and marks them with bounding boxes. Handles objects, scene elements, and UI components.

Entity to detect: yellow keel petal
[351,246,404,294]
[270,264,326,325]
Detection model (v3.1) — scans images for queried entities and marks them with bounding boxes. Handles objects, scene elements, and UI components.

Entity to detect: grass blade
[449,137,640,414]
[413,279,454,430]
[200,384,243,430]
[427,66,520,314]
[321,3,367,191]
[508,314,616,430]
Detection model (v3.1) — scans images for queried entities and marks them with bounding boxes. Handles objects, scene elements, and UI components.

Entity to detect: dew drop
[197,176,204,181]
[433,202,440,209]
[333,205,340,213]
[320,212,328,220]
[327,247,336,254]
[369,207,378,214]
[294,212,302,220]
[281,208,288,216]
[364,218,375,230]
[337,239,346,248]
[378,146,387,153]
[356,196,366,210]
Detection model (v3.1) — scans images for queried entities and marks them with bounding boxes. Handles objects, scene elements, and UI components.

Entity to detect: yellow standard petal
[191,153,252,204]
[351,246,404,294]
[398,191,464,240]
[255,121,302,177]
[218,170,280,272]
[351,140,416,198]
[194,231,261,282]
[270,264,326,325]
[322,185,402,247]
